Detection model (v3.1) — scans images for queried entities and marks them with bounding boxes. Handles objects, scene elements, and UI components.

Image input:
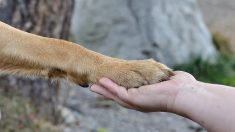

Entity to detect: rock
[71,0,217,67]
[59,105,80,125]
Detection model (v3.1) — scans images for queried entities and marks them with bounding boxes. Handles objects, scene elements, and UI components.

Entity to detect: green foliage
[97,128,108,132]
[174,56,235,87]
[0,93,60,132]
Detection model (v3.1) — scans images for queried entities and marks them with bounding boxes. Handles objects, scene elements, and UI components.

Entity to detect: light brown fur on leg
[0,21,174,88]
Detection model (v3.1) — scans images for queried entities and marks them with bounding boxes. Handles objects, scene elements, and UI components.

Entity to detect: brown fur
[0,21,174,88]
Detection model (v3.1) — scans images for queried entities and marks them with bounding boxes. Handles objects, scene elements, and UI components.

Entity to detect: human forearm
[174,81,235,132]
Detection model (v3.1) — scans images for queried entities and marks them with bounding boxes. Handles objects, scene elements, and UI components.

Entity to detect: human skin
[91,71,235,132]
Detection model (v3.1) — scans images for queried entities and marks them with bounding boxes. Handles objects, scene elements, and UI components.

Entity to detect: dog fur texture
[0,21,174,88]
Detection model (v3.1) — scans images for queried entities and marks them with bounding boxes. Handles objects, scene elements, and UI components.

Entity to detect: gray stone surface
[71,0,217,67]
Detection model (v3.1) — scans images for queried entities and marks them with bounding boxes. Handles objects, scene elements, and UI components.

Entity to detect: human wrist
[171,80,222,130]
[170,79,204,117]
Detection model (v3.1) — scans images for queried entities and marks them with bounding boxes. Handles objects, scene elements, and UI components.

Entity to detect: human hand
[90,71,196,112]
[91,71,235,132]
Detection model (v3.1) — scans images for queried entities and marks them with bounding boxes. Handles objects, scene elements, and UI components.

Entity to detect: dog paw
[90,59,175,88]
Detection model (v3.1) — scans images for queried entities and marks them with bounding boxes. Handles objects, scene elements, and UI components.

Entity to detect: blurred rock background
[0,0,235,132]
[71,0,216,67]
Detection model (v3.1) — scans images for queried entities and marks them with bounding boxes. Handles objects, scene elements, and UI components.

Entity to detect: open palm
[90,71,196,112]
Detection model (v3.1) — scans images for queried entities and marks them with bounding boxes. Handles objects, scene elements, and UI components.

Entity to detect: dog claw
[80,84,89,88]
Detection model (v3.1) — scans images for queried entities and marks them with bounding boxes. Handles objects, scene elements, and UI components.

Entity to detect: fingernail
[90,85,96,92]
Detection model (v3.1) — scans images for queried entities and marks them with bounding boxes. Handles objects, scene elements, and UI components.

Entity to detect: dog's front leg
[0,21,174,88]
[0,21,106,86]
